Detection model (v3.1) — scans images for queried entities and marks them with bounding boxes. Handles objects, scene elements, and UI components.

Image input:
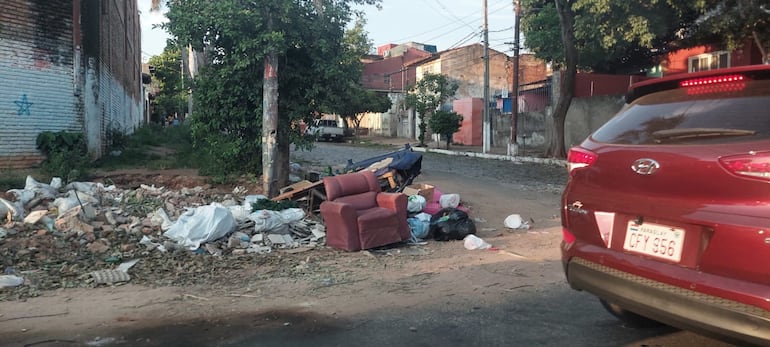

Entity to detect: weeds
[95,124,208,171]
[36,131,89,182]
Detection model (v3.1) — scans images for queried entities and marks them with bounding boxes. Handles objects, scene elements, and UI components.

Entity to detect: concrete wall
[358,92,405,137]
[437,44,509,99]
[0,0,142,168]
[563,95,625,148]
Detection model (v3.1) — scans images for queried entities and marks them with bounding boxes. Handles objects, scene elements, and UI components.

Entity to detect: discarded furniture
[271,180,325,215]
[344,144,423,193]
[320,170,410,251]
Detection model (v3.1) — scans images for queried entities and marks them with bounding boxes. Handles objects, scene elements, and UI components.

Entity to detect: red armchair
[320,170,410,251]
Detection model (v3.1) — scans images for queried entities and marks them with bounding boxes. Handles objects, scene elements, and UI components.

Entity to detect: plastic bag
[439,194,460,208]
[25,176,58,200]
[163,204,237,250]
[228,205,253,222]
[407,194,427,213]
[150,208,174,231]
[0,275,24,289]
[249,208,305,234]
[429,207,477,241]
[0,198,24,221]
[407,217,430,239]
[463,234,492,250]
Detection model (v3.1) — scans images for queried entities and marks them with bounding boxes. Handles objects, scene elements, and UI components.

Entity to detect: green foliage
[326,16,391,135]
[429,110,463,149]
[164,0,382,181]
[520,0,703,73]
[685,0,770,60]
[94,124,206,171]
[405,73,458,146]
[36,131,89,181]
[148,45,188,121]
[252,198,298,211]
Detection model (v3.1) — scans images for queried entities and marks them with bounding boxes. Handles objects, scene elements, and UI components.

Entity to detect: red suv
[561,64,770,345]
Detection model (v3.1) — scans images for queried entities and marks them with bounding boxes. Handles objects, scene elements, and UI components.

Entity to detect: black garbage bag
[429,208,477,241]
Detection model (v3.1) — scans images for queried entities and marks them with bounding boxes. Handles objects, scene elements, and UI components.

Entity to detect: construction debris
[0,174,328,300]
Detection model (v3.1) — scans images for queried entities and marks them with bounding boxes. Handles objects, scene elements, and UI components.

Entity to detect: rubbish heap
[0,176,326,300]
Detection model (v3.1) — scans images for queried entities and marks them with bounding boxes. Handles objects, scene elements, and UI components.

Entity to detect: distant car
[561,65,770,345]
[308,119,345,142]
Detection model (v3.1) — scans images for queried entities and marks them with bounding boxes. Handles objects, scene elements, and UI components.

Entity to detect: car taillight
[679,74,745,87]
[719,152,770,181]
[680,74,747,95]
[567,147,597,173]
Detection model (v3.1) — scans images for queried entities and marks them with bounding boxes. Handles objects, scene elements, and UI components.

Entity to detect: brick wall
[0,0,142,168]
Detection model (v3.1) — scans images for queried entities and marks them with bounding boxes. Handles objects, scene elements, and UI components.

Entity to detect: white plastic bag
[0,198,24,221]
[505,214,530,229]
[52,197,81,215]
[463,234,492,250]
[439,194,460,208]
[6,189,34,205]
[407,195,427,213]
[0,275,24,289]
[25,176,58,200]
[163,204,237,250]
[249,208,305,234]
[228,205,253,222]
[150,208,174,231]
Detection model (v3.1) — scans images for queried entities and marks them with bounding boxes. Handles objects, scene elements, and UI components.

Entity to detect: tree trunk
[262,51,280,197]
[752,30,769,64]
[276,119,290,190]
[546,0,577,159]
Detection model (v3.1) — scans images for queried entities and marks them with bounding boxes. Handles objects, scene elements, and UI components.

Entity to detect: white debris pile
[0,176,330,296]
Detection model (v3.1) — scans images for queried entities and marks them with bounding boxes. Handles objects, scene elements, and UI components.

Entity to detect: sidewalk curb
[411,146,567,167]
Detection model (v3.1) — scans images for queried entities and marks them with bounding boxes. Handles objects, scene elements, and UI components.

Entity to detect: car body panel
[561,64,770,345]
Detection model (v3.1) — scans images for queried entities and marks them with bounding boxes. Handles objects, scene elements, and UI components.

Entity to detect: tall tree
[147,44,187,123]
[404,73,459,147]
[547,0,577,158]
[325,16,388,136]
[520,0,704,157]
[687,0,770,62]
[164,0,379,196]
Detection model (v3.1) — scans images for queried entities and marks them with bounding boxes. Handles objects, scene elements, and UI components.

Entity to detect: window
[688,51,730,72]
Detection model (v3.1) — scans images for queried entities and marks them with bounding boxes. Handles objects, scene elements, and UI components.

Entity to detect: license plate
[623,221,685,262]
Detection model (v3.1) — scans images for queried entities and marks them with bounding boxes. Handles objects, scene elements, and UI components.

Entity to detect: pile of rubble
[0,176,327,300]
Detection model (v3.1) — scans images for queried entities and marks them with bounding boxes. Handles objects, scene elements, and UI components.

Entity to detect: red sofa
[320,171,410,251]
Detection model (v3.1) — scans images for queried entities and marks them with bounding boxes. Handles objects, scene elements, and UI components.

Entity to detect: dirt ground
[0,166,564,346]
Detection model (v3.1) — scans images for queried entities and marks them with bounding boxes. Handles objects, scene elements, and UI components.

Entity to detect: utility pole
[483,0,490,153]
[509,0,521,156]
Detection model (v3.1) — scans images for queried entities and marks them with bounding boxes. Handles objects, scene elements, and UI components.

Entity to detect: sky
[139,0,518,63]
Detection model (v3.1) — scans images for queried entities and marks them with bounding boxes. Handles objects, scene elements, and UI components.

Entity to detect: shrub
[36,131,90,181]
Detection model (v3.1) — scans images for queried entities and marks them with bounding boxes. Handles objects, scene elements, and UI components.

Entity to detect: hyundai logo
[631,158,660,175]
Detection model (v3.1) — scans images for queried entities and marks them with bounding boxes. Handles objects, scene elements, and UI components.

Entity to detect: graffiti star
[15,94,32,116]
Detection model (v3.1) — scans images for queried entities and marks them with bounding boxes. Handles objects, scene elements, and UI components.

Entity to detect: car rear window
[592,79,770,145]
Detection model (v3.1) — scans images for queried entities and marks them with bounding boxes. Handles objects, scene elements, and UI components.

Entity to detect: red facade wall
[661,40,764,76]
[573,73,650,98]
[452,98,483,146]
[361,48,432,91]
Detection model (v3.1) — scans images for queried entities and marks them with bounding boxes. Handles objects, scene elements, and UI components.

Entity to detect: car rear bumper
[566,256,770,346]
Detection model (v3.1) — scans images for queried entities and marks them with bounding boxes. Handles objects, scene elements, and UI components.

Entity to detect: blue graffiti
[14,94,33,116]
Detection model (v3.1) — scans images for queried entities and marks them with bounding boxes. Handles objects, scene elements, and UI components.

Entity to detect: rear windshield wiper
[652,128,756,143]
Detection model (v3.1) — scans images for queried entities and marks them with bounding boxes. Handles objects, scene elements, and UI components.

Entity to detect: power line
[380,1,511,46]
[433,0,475,31]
